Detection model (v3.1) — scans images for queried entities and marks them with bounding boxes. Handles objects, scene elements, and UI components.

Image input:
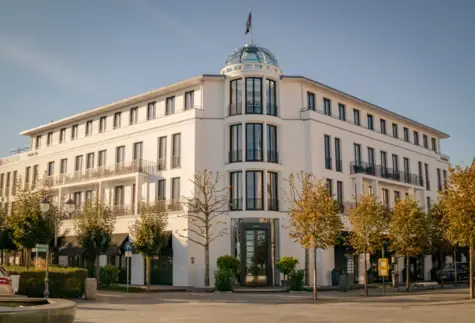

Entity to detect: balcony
[171,156,181,168]
[229,198,243,211]
[246,198,264,210]
[246,149,263,162]
[350,161,423,187]
[267,150,279,163]
[245,103,263,114]
[229,150,243,163]
[228,103,242,116]
[266,104,278,117]
[157,158,166,171]
[48,159,156,187]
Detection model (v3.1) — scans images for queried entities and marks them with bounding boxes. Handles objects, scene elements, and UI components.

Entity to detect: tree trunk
[304,248,309,286]
[95,256,100,284]
[146,256,151,291]
[364,252,368,296]
[204,244,210,287]
[440,250,444,288]
[313,246,317,301]
[406,255,410,292]
[469,243,474,299]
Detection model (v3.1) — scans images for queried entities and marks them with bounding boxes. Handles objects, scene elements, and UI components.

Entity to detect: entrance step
[232,286,289,293]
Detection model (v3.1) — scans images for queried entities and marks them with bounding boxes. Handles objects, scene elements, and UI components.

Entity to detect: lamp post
[40,196,50,298]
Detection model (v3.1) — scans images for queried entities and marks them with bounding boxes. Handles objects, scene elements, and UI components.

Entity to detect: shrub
[99,265,120,287]
[290,270,305,291]
[5,266,88,298]
[214,269,233,292]
[276,256,299,279]
[216,255,240,275]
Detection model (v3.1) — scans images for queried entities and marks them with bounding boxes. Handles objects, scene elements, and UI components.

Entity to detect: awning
[105,233,129,256]
[57,236,85,257]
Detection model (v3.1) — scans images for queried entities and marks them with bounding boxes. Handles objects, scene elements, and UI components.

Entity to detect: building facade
[0,43,450,287]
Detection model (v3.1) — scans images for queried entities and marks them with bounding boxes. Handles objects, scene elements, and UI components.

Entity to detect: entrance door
[240,223,272,286]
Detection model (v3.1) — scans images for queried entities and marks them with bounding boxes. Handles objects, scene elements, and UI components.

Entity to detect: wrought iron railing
[229,150,243,163]
[350,161,422,187]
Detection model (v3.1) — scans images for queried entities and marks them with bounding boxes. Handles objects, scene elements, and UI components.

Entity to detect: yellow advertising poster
[378,258,389,276]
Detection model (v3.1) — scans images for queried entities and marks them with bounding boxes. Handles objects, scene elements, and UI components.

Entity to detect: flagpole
[249,5,253,43]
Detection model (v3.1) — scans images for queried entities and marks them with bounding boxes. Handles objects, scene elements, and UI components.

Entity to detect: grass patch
[98,284,147,293]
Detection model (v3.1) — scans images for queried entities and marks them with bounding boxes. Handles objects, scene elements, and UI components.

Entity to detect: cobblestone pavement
[74,288,475,323]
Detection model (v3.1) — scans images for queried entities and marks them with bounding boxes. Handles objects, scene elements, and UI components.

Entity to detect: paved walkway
[74,287,475,323]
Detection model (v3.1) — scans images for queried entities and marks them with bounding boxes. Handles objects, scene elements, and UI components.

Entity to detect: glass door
[240,223,272,286]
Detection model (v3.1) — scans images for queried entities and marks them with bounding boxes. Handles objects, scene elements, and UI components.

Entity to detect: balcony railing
[267,104,278,116]
[246,198,264,210]
[325,158,332,170]
[49,159,156,186]
[228,103,242,116]
[350,161,422,187]
[268,199,279,211]
[335,159,343,172]
[267,150,279,163]
[171,156,181,168]
[246,149,264,162]
[229,198,243,211]
[157,158,166,171]
[113,204,136,217]
[245,103,263,114]
[229,150,243,163]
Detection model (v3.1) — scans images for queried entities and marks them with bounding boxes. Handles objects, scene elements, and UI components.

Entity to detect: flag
[245,12,252,34]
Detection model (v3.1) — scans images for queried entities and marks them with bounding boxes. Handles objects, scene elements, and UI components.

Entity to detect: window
[158,136,167,170]
[5,173,10,195]
[73,192,82,209]
[230,79,243,115]
[12,171,17,195]
[230,172,243,210]
[114,186,124,206]
[338,103,346,121]
[431,138,437,152]
[133,142,143,161]
[381,151,388,171]
[437,168,442,191]
[267,172,278,211]
[403,127,409,142]
[425,163,430,190]
[98,150,106,167]
[392,154,399,174]
[380,119,387,135]
[326,178,333,196]
[229,124,242,163]
[414,131,419,145]
[147,102,156,119]
[403,157,410,183]
[335,138,342,172]
[354,143,361,166]
[246,123,263,161]
[157,179,166,200]
[113,112,121,129]
[116,146,125,164]
[86,153,94,169]
[245,77,263,114]
[99,116,107,133]
[85,120,93,136]
[394,191,401,203]
[75,155,83,172]
[0,174,3,197]
[266,80,277,116]
[246,171,263,210]
[324,135,332,170]
[392,123,398,138]
[423,134,428,148]
[129,107,138,125]
[171,177,180,204]
[353,109,360,126]
[307,92,315,110]
[47,161,54,176]
[418,162,424,187]
[166,96,175,115]
[32,165,39,188]
[367,114,374,130]
[60,128,66,143]
[71,125,78,140]
[443,170,447,188]
[35,135,42,149]
[368,185,373,194]
[85,190,94,204]
[336,181,343,211]
[382,189,389,209]
[24,167,30,188]
[368,147,375,169]
[267,125,278,163]
[172,133,181,168]
[60,159,67,174]
[47,132,53,146]
[323,98,331,116]
[427,197,431,210]
[184,91,194,111]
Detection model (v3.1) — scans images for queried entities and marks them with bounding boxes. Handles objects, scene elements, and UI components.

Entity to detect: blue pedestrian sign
[124,241,133,252]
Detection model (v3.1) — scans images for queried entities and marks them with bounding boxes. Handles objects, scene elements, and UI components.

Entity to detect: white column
[134,175,141,215]
[99,255,107,267]
[355,176,363,202]
[373,179,380,199]
[424,255,432,281]
[131,254,145,285]
[98,181,103,203]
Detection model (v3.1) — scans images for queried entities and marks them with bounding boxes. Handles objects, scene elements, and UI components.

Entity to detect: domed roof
[225,43,278,66]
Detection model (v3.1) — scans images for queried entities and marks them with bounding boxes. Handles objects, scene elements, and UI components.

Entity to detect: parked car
[0,266,14,295]
[437,263,473,283]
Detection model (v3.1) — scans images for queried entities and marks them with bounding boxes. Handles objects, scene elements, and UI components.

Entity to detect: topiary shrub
[276,256,299,280]
[290,270,305,291]
[216,255,240,275]
[99,265,120,287]
[214,269,233,292]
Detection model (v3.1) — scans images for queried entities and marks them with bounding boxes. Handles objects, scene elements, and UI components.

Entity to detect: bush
[214,269,233,292]
[290,270,305,291]
[276,256,299,279]
[5,266,88,298]
[216,255,240,275]
[99,265,120,287]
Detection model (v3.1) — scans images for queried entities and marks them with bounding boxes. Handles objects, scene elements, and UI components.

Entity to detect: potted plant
[276,256,298,287]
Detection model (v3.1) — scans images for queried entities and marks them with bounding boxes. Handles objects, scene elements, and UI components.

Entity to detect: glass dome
[225,43,278,67]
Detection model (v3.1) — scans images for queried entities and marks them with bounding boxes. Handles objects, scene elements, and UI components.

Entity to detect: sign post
[124,241,133,293]
[378,257,389,294]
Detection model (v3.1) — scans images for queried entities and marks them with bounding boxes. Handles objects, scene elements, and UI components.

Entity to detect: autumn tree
[75,197,116,280]
[388,198,430,292]
[287,172,342,300]
[179,170,229,287]
[130,201,169,291]
[440,164,475,299]
[348,194,388,296]
[0,198,16,264]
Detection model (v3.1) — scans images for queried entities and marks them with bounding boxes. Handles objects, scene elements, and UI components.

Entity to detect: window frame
[338,103,346,121]
[166,96,175,115]
[245,123,263,162]
[307,92,315,111]
[147,101,156,120]
[353,109,360,126]
[245,170,264,210]
[245,77,263,114]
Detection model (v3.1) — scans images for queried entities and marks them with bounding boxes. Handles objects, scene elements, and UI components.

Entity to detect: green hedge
[5,266,88,298]
[99,265,119,287]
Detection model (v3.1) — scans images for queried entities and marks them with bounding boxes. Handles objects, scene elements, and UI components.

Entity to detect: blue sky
[0,0,473,165]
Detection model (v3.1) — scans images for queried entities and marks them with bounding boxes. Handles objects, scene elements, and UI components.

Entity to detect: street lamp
[40,196,50,298]
[64,198,76,214]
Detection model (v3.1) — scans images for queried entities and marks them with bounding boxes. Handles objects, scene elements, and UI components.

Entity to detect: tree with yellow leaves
[388,198,430,292]
[440,164,475,299]
[287,172,342,300]
[348,194,388,296]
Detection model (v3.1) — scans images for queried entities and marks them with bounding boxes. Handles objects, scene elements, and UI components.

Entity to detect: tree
[74,197,116,280]
[348,194,388,296]
[0,198,17,264]
[130,201,169,291]
[179,170,229,287]
[287,172,342,300]
[388,198,430,292]
[440,164,475,299]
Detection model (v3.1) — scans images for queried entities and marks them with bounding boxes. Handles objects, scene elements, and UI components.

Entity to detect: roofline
[20,74,224,136]
[282,75,450,139]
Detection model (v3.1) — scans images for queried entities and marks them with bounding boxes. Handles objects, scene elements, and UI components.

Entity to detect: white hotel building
[0,43,450,287]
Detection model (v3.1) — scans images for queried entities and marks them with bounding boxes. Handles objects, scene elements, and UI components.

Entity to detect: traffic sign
[32,248,47,253]
[378,258,389,276]
[124,241,133,252]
